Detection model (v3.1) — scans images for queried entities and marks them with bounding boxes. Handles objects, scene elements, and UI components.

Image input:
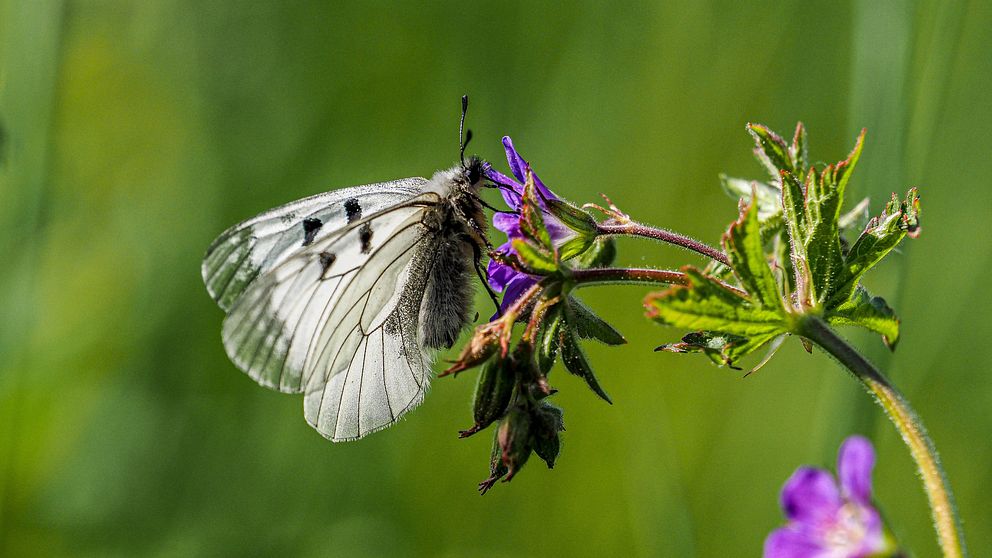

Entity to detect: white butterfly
[202,155,492,441]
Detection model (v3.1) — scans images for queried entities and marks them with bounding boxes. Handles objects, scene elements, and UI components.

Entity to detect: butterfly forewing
[202,179,425,311]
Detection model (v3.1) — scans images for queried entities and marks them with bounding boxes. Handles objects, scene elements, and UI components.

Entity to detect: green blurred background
[1,1,989,556]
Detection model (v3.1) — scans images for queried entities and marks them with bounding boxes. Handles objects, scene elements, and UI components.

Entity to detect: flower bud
[459,358,515,438]
[498,405,533,481]
[478,429,509,495]
[442,320,503,377]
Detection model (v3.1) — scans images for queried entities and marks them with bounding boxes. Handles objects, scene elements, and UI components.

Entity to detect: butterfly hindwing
[303,234,444,441]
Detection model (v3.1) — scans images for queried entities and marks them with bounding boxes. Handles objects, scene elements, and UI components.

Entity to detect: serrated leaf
[564,296,626,346]
[644,267,786,337]
[748,123,795,179]
[827,287,900,349]
[829,188,921,306]
[802,131,864,304]
[559,324,612,404]
[789,122,808,173]
[722,198,783,310]
[659,330,783,369]
[510,238,558,274]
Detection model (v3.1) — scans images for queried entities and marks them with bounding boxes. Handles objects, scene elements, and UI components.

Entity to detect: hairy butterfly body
[202,156,488,441]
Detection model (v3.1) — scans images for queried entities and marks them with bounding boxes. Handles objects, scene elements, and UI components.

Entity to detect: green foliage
[647,124,921,367]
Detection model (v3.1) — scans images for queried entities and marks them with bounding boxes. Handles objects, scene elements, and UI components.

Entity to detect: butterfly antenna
[459,95,472,166]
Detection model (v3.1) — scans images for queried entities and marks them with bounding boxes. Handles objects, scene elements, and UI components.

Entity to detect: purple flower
[486,136,572,317]
[764,436,894,558]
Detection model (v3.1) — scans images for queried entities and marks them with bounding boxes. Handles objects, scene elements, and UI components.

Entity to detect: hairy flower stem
[597,221,731,267]
[571,267,688,288]
[797,315,967,558]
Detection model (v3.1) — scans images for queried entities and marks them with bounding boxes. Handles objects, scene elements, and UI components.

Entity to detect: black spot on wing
[302,218,323,246]
[319,251,336,275]
[359,223,373,254]
[344,198,362,223]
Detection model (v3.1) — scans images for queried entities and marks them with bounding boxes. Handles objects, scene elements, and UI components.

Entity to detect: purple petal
[546,218,575,242]
[493,273,537,319]
[493,212,522,236]
[487,251,517,292]
[500,136,557,203]
[780,467,842,525]
[485,167,524,208]
[763,526,831,558]
[838,436,875,506]
[502,136,528,183]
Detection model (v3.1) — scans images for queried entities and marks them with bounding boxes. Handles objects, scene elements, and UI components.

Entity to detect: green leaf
[789,122,808,173]
[829,188,921,305]
[564,296,626,346]
[748,123,795,179]
[559,324,612,404]
[826,287,900,349]
[719,175,781,221]
[658,330,782,369]
[644,267,786,337]
[722,197,783,310]
[802,131,864,304]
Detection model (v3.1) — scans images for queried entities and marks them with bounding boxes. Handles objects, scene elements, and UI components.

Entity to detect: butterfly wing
[202,178,425,311]
[216,187,446,440]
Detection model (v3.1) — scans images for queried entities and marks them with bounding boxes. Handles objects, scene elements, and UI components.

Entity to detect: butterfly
[202,98,500,441]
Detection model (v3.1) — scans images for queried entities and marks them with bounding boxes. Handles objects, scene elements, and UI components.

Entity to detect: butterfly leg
[469,237,501,313]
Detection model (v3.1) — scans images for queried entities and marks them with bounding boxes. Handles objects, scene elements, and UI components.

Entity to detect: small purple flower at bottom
[764,436,894,558]
[485,136,573,317]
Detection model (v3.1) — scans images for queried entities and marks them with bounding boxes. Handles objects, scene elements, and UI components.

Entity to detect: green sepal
[545,197,598,237]
[556,235,595,262]
[644,266,786,338]
[538,307,562,374]
[826,287,901,349]
[559,324,612,404]
[564,296,626,346]
[519,173,552,250]
[576,237,617,268]
[722,197,783,310]
[532,402,564,469]
[510,238,558,274]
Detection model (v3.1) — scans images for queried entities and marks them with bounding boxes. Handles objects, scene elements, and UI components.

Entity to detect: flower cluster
[446,136,624,492]
[485,136,573,316]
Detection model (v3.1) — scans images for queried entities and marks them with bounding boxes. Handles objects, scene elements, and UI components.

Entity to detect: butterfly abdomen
[421,234,476,350]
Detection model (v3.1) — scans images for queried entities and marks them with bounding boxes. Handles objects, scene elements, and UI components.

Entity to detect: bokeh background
[2,1,990,556]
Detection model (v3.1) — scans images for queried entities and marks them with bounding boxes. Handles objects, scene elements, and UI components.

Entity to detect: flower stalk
[796,315,967,558]
[596,221,731,267]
